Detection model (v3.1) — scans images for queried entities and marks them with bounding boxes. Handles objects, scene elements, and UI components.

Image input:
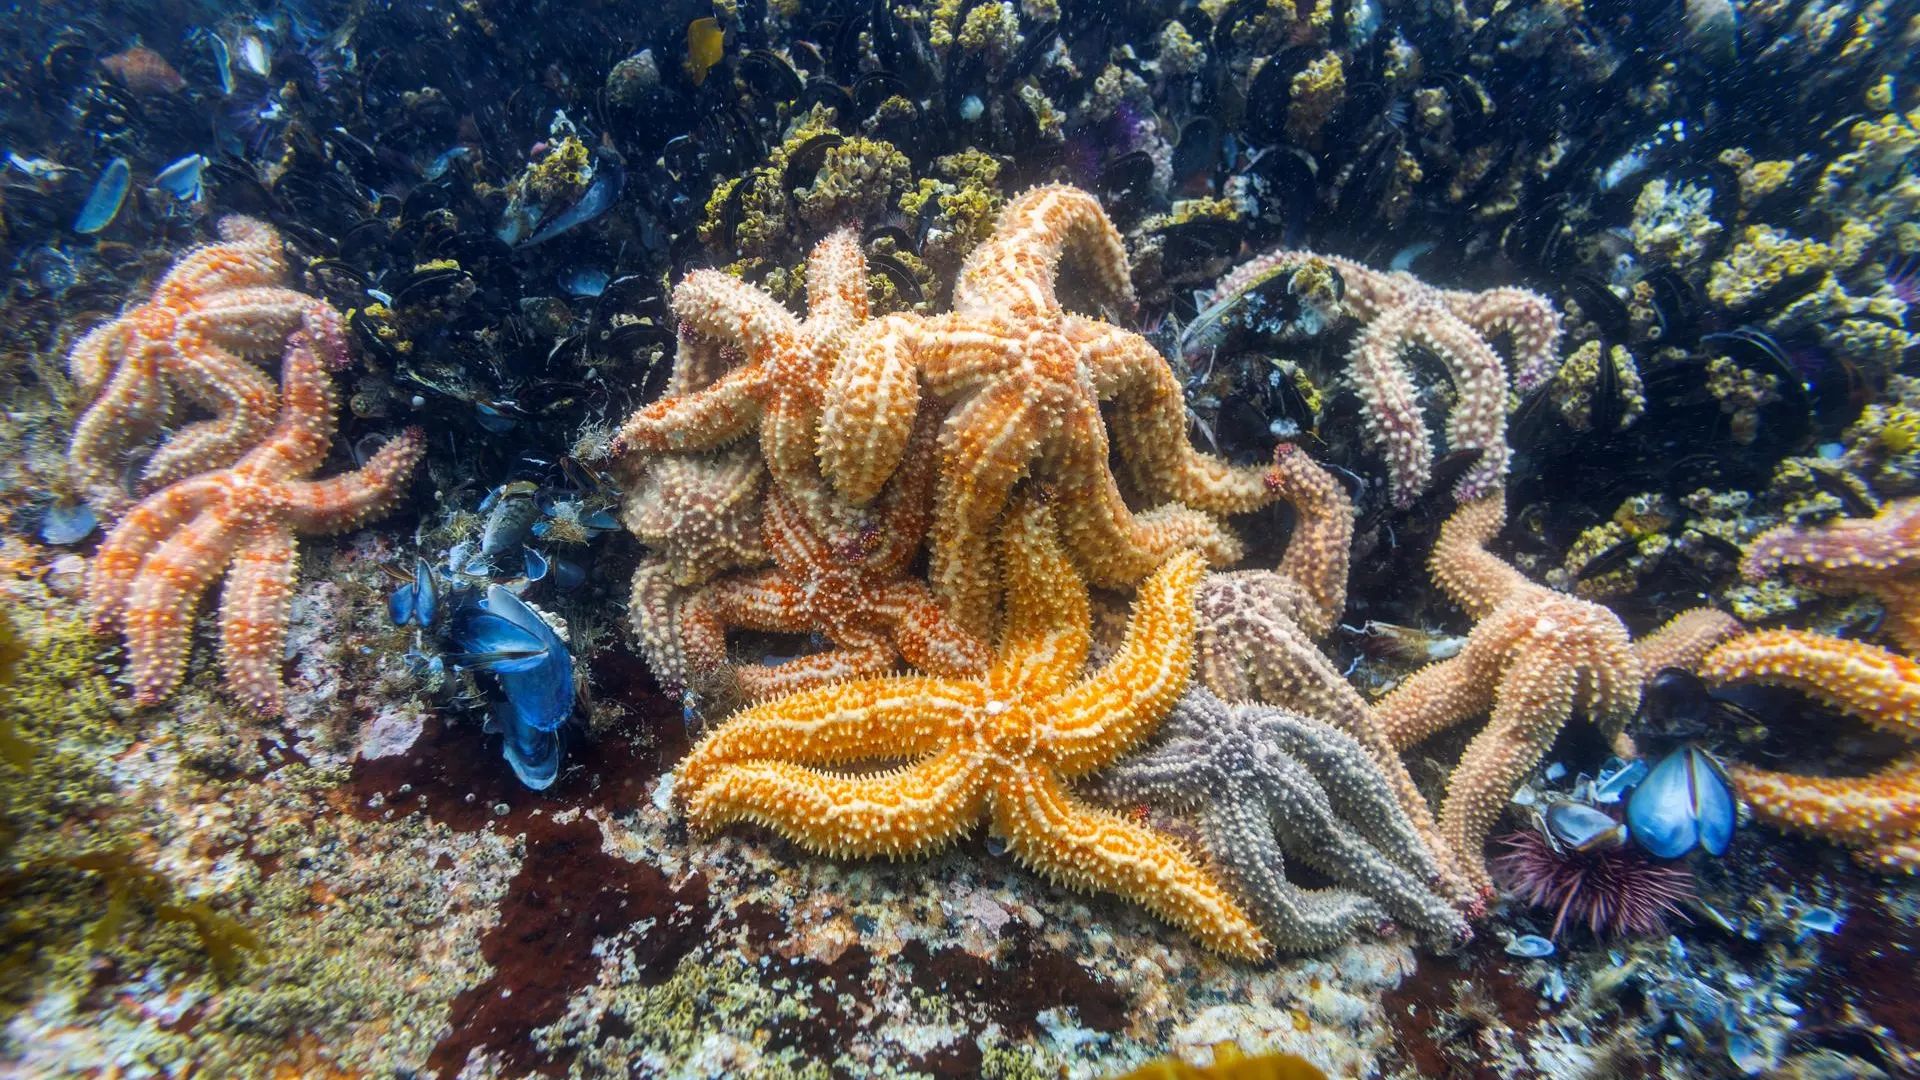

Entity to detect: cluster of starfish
[72,218,423,712]
[1200,250,1563,507]
[617,187,1274,706]
[622,182,1763,957]
[1707,498,1920,871]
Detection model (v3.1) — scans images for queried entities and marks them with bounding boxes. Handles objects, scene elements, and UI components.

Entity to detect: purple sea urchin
[1493,828,1696,940]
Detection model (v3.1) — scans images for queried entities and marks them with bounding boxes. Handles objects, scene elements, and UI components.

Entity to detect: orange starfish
[1702,631,1920,872]
[677,497,1267,959]
[817,184,1273,632]
[68,216,348,513]
[612,228,872,540]
[1371,492,1738,892]
[87,334,424,713]
[680,409,990,700]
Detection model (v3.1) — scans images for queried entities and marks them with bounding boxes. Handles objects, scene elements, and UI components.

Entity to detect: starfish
[612,228,873,541]
[1203,249,1563,506]
[68,216,349,513]
[675,496,1268,959]
[1370,492,1738,892]
[1701,630,1920,872]
[1741,496,1920,653]
[87,333,425,713]
[679,408,991,700]
[817,184,1273,632]
[1100,688,1471,953]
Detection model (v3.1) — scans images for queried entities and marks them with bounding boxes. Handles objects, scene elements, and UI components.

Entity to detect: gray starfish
[1100,688,1470,953]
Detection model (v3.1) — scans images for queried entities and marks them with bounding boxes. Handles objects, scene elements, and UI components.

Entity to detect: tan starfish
[1371,492,1738,892]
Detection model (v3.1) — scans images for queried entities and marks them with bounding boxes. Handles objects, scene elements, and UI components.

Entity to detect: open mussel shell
[1097,150,1157,208]
[737,49,803,103]
[1244,46,1319,144]
[1172,116,1220,186]
[1626,745,1735,859]
[784,131,845,192]
[1544,800,1630,853]
[1700,327,1816,444]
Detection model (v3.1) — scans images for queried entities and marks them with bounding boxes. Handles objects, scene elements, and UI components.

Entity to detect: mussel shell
[1244,46,1318,144]
[1641,266,1701,346]
[1159,218,1243,271]
[798,77,855,119]
[1544,800,1629,852]
[1639,667,1713,738]
[1097,150,1157,206]
[866,250,926,306]
[853,70,910,119]
[738,49,803,102]
[1563,274,1632,346]
[784,131,846,192]
[1626,745,1735,858]
[1172,116,1220,184]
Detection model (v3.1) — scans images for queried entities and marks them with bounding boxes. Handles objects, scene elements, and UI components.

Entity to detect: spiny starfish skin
[1100,688,1470,952]
[1371,493,1734,893]
[1741,496,1920,653]
[676,498,1267,959]
[612,228,872,541]
[1702,629,1920,872]
[817,184,1272,632]
[1207,249,1563,506]
[619,444,768,589]
[1189,445,1471,900]
[68,216,349,512]
[680,409,990,700]
[88,334,424,712]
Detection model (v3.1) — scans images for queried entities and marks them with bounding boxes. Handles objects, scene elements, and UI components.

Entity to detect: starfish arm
[1373,652,1495,751]
[862,407,944,576]
[1094,736,1216,809]
[88,478,222,631]
[1263,446,1356,637]
[991,765,1268,959]
[1349,309,1436,508]
[952,186,1134,321]
[139,334,280,486]
[1875,578,1920,656]
[803,229,870,326]
[928,381,1043,633]
[1701,630,1920,739]
[629,558,692,692]
[1202,785,1393,954]
[230,331,339,478]
[676,676,980,795]
[1440,655,1580,893]
[819,314,928,506]
[760,486,839,579]
[70,343,173,507]
[219,529,298,714]
[1407,305,1511,500]
[734,629,902,703]
[1257,712,1467,941]
[686,746,992,858]
[179,288,333,359]
[872,580,993,679]
[1741,496,1920,582]
[1633,608,1742,675]
[121,510,238,704]
[612,363,774,454]
[993,498,1092,695]
[1429,494,1530,620]
[281,428,425,535]
[1069,319,1274,514]
[157,216,287,302]
[1052,404,1244,590]
[912,317,1025,392]
[1728,756,1920,864]
[67,321,124,397]
[1045,551,1204,777]
[677,570,809,687]
[671,269,804,361]
[1446,286,1564,394]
